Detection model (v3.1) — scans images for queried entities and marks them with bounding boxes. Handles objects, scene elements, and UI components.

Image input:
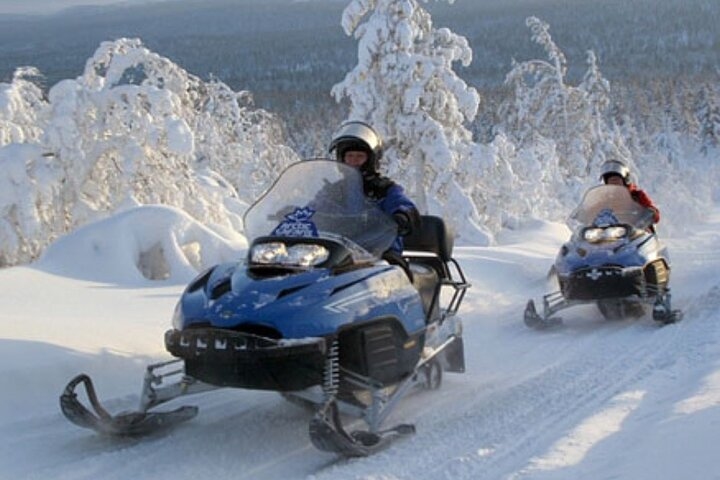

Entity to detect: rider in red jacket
[600,160,660,224]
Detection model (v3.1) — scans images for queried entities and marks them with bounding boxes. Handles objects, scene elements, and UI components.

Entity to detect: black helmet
[600,159,631,185]
[328,121,383,173]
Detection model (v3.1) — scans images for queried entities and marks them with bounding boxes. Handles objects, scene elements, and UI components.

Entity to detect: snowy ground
[1,210,720,479]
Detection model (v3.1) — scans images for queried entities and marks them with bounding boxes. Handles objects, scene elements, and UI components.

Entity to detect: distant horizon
[0,0,345,17]
[0,0,176,16]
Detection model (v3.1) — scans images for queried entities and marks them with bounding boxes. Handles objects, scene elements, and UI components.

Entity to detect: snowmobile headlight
[583,226,628,243]
[604,226,628,240]
[285,243,330,266]
[583,228,605,243]
[251,242,288,264]
[250,242,329,267]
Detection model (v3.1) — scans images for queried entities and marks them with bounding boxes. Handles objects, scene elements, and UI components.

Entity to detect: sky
[0,0,170,15]
[1,202,719,478]
[0,0,324,15]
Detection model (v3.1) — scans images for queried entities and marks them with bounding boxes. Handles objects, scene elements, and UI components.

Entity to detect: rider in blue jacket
[328,121,421,257]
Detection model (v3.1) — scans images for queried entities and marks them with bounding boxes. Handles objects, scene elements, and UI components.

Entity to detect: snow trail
[2,212,720,479]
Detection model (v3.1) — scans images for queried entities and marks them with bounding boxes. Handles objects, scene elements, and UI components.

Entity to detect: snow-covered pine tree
[0,67,49,145]
[0,144,58,267]
[695,86,720,156]
[41,39,232,233]
[331,0,491,244]
[501,18,567,147]
[501,17,628,189]
[0,69,58,266]
[187,78,298,205]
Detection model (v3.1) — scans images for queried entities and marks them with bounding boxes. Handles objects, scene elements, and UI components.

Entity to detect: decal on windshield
[271,207,319,237]
[593,208,620,227]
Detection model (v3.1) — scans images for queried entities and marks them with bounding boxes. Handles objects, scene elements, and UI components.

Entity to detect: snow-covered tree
[501,18,569,150]
[0,144,58,267]
[41,39,297,230]
[0,69,58,267]
[191,79,298,203]
[331,0,492,243]
[501,17,627,185]
[40,40,233,237]
[0,67,49,146]
[652,109,684,166]
[0,38,298,268]
[695,86,720,155]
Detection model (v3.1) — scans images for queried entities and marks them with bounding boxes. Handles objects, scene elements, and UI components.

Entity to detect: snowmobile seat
[409,262,440,319]
[403,215,454,280]
[403,215,456,320]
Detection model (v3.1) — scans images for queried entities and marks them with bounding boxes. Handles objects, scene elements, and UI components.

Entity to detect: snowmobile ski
[60,374,198,436]
[309,400,415,457]
[524,299,562,329]
[652,300,683,325]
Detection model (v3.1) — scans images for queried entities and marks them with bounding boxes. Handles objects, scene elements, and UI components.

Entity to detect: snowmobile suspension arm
[338,334,459,431]
[138,359,218,412]
[369,334,457,430]
[542,291,582,319]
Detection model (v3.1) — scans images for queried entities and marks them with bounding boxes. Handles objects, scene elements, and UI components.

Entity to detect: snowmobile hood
[175,262,425,339]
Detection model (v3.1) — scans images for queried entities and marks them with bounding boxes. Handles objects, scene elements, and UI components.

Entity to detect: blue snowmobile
[524,184,682,328]
[60,160,469,456]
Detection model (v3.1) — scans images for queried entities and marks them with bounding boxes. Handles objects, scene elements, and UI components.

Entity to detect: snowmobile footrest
[60,373,198,436]
[309,401,414,457]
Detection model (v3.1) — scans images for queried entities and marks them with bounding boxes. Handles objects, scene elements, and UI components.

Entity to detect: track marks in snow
[310,283,720,480]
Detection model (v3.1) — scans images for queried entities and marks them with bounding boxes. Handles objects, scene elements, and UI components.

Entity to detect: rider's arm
[380,185,421,236]
[628,184,660,223]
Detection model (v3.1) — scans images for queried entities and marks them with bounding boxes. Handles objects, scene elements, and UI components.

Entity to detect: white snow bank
[36,204,247,284]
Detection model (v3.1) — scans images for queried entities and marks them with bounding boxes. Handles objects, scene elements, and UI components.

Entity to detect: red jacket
[628,183,660,223]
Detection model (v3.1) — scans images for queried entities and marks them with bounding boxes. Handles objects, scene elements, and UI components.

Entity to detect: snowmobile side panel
[337,318,424,386]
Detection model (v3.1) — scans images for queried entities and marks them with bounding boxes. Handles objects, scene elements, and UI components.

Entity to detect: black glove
[362,173,394,200]
[393,208,421,236]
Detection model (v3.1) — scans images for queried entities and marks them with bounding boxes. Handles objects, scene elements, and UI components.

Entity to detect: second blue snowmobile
[524,184,682,329]
[60,160,469,456]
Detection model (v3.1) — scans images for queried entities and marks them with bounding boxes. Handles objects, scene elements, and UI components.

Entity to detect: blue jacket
[376,184,417,254]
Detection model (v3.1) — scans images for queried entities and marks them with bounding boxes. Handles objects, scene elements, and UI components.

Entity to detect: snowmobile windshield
[569,185,654,230]
[243,159,398,261]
